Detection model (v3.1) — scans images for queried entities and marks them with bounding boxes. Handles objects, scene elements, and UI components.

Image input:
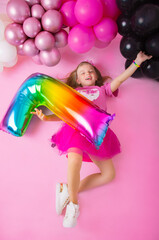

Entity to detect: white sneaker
[56,183,69,215]
[63,201,80,228]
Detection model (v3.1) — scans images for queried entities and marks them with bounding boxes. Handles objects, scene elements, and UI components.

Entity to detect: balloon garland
[0,73,115,148]
[5,0,67,67]
[67,0,120,53]
[116,0,159,80]
[4,0,121,66]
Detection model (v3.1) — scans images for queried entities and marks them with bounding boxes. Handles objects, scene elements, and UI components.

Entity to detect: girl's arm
[30,108,61,121]
[110,51,152,93]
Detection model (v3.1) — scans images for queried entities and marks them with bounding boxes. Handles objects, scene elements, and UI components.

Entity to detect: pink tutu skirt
[51,123,121,162]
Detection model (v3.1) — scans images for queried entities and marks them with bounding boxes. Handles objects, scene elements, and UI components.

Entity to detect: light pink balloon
[23,17,41,38]
[6,0,30,23]
[32,53,42,64]
[17,43,25,55]
[35,31,55,50]
[68,24,95,53]
[25,0,40,6]
[54,29,68,48]
[101,0,120,20]
[5,23,27,46]
[94,38,110,48]
[74,0,103,27]
[40,47,61,66]
[23,39,39,56]
[42,10,63,33]
[93,17,118,42]
[41,0,62,10]
[60,1,78,27]
[31,4,45,19]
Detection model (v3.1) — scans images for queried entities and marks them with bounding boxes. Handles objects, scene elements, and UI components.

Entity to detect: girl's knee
[68,152,83,171]
[102,167,116,183]
[109,168,116,180]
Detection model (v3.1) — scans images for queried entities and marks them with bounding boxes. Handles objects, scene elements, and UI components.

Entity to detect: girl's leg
[67,150,82,204]
[78,155,115,193]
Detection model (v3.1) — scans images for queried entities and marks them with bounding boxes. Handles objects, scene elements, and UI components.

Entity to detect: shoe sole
[63,215,79,228]
[63,223,77,228]
[63,211,79,228]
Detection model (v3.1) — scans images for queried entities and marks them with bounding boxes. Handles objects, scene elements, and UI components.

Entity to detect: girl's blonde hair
[65,61,110,89]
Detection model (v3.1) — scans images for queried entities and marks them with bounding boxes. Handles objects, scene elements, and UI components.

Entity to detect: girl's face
[76,63,98,87]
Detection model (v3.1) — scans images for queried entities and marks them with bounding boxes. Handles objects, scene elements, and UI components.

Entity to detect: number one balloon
[0,73,115,148]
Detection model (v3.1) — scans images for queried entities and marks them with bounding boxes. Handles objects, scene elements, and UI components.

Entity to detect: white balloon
[0,20,5,40]
[3,56,18,67]
[0,40,17,63]
[0,63,4,72]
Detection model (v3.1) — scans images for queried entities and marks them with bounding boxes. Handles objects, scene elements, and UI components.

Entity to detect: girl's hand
[135,51,152,65]
[30,108,46,121]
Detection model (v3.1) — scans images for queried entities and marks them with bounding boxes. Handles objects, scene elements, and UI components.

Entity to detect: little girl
[31,51,152,228]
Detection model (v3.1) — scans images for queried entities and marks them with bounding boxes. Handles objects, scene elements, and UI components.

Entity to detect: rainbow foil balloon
[0,73,115,148]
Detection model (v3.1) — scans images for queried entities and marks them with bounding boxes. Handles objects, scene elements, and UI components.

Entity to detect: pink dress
[51,82,121,162]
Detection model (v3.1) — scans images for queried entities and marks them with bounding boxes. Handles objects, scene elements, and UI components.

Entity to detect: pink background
[0,1,159,240]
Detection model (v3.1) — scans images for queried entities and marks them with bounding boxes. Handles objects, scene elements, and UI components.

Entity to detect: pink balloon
[23,17,41,38]
[32,53,42,64]
[40,47,61,66]
[54,29,68,48]
[93,17,118,42]
[6,0,30,24]
[31,4,45,19]
[23,39,39,56]
[41,0,62,10]
[74,0,103,27]
[35,31,55,50]
[62,0,76,2]
[42,10,63,33]
[94,38,110,48]
[25,0,40,6]
[68,24,95,53]
[101,0,120,20]
[60,1,78,27]
[17,43,25,55]
[5,23,27,46]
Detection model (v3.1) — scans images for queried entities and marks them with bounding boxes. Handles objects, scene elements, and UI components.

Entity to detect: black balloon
[116,0,132,16]
[151,0,159,5]
[141,59,159,79]
[145,33,159,57]
[120,36,143,59]
[117,15,132,36]
[131,0,155,11]
[116,0,151,15]
[125,59,144,78]
[131,4,159,37]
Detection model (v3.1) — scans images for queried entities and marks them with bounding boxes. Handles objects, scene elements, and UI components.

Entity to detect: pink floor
[0,1,159,240]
